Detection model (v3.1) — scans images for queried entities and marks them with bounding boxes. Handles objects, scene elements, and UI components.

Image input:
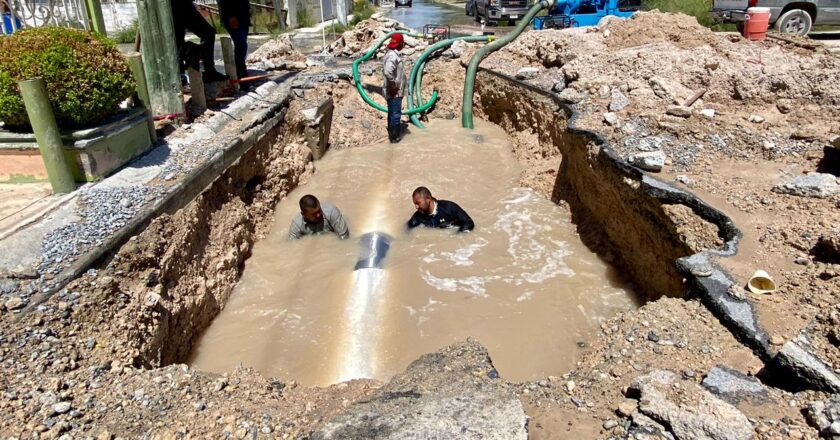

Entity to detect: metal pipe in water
[337,232,392,382]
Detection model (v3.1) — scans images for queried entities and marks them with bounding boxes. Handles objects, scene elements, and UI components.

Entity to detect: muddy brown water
[190,119,636,386]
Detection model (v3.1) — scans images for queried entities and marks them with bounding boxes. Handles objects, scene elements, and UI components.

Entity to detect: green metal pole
[127,52,158,142]
[19,78,76,194]
[84,0,107,35]
[137,0,184,118]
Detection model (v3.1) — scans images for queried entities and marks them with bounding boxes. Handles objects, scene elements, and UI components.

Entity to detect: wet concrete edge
[477,67,840,392]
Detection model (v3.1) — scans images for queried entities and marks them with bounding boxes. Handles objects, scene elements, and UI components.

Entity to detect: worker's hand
[228,17,239,29]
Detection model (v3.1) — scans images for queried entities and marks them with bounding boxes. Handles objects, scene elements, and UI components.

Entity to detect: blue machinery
[532,0,640,30]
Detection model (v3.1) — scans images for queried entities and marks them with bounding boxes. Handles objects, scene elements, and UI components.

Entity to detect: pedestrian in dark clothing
[407,186,474,232]
[382,33,405,143]
[171,0,229,82]
[219,0,250,84]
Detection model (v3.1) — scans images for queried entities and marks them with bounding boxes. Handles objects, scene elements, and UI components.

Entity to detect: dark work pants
[172,1,217,73]
[387,96,402,130]
[225,25,249,79]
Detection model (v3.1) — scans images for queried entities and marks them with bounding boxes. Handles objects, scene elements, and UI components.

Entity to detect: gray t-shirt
[383,49,406,98]
[288,202,350,240]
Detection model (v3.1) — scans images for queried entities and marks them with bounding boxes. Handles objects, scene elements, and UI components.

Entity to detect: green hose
[408,35,492,128]
[351,30,438,115]
[461,0,555,129]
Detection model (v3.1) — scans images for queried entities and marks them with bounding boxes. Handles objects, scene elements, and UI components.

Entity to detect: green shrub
[111,19,139,44]
[297,4,315,28]
[350,0,376,26]
[0,27,135,130]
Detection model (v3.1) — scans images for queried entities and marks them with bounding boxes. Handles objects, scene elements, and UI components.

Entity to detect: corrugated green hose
[408,35,492,128]
[351,30,437,115]
[461,0,555,129]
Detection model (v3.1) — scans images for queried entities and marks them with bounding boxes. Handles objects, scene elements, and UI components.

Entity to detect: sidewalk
[0,70,306,310]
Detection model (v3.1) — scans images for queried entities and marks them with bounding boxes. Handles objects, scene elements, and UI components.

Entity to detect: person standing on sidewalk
[219,0,251,89]
[383,33,406,143]
[171,0,229,82]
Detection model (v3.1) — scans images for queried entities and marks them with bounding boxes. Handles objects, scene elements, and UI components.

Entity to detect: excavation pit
[189,118,637,386]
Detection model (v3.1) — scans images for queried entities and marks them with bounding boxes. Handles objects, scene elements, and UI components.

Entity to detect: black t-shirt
[407,199,475,232]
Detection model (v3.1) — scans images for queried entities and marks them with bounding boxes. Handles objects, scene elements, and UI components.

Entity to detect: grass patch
[110,19,138,44]
[297,5,316,28]
[350,0,377,25]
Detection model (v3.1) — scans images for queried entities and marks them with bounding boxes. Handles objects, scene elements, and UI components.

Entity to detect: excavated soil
[1,11,839,439]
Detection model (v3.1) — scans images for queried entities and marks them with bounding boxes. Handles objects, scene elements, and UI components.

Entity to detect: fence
[1,0,91,34]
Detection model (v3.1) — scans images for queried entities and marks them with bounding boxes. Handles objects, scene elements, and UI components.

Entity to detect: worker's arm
[327,206,350,240]
[449,202,475,232]
[288,219,303,240]
[406,212,423,230]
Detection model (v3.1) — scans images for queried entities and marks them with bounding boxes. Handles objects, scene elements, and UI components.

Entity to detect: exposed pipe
[461,0,556,129]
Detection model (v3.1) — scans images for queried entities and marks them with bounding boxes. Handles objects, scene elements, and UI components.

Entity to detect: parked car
[712,0,840,36]
[469,0,532,24]
[395,0,412,7]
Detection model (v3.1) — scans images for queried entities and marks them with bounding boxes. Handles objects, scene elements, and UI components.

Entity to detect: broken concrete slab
[312,339,528,440]
[609,90,630,112]
[773,172,840,199]
[805,395,840,438]
[701,365,769,404]
[628,370,753,440]
[631,151,666,172]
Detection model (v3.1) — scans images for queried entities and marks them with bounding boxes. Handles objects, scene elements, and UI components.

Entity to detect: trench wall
[473,71,738,300]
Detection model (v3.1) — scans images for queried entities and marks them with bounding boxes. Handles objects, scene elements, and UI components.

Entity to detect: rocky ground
[1,10,839,440]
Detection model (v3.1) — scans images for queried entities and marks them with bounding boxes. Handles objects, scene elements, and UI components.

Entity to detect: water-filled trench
[190,119,637,386]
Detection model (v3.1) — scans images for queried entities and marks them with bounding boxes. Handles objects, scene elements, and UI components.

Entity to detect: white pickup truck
[712,0,840,35]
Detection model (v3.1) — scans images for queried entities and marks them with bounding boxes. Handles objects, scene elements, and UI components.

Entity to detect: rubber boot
[388,125,400,144]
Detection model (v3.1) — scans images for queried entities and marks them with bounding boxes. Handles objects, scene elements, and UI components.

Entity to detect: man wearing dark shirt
[407,186,474,232]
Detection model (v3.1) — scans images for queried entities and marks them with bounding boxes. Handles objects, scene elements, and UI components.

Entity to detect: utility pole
[286,0,298,28]
[136,0,185,119]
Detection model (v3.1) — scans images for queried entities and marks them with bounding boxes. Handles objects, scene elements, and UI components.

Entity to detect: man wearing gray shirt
[288,195,350,240]
[383,33,406,143]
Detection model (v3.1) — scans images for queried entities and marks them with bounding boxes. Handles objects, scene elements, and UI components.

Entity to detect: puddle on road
[190,119,636,386]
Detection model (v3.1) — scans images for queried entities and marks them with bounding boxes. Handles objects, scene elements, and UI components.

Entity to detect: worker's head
[412,186,434,214]
[299,194,323,223]
[387,33,405,51]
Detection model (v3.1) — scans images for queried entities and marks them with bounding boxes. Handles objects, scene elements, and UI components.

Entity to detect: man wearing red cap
[383,33,406,143]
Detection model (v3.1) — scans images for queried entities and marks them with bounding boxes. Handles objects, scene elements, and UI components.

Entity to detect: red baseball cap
[387,33,404,49]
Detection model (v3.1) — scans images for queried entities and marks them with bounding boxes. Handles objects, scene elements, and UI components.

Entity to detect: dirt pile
[604,11,721,50]
[326,15,430,58]
[247,34,307,69]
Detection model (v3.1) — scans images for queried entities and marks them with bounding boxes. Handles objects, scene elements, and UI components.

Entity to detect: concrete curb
[21,76,296,314]
[478,67,840,392]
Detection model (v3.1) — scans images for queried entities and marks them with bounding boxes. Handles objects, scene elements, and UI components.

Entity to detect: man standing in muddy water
[407,186,475,232]
[383,33,406,143]
[288,195,350,240]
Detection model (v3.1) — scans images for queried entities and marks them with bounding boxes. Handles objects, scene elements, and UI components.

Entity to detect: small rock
[361,120,372,129]
[748,114,765,124]
[700,109,715,119]
[773,172,840,198]
[193,400,206,412]
[603,112,619,126]
[609,90,630,112]
[666,105,692,118]
[776,99,793,114]
[791,129,819,141]
[4,297,24,311]
[603,419,618,430]
[770,335,785,345]
[676,175,693,185]
[343,111,354,119]
[794,257,810,266]
[631,151,666,172]
[617,399,637,417]
[812,232,840,263]
[118,198,132,208]
[762,140,776,151]
[557,88,583,104]
[551,80,566,93]
[52,402,71,415]
[565,380,576,393]
[515,67,540,80]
